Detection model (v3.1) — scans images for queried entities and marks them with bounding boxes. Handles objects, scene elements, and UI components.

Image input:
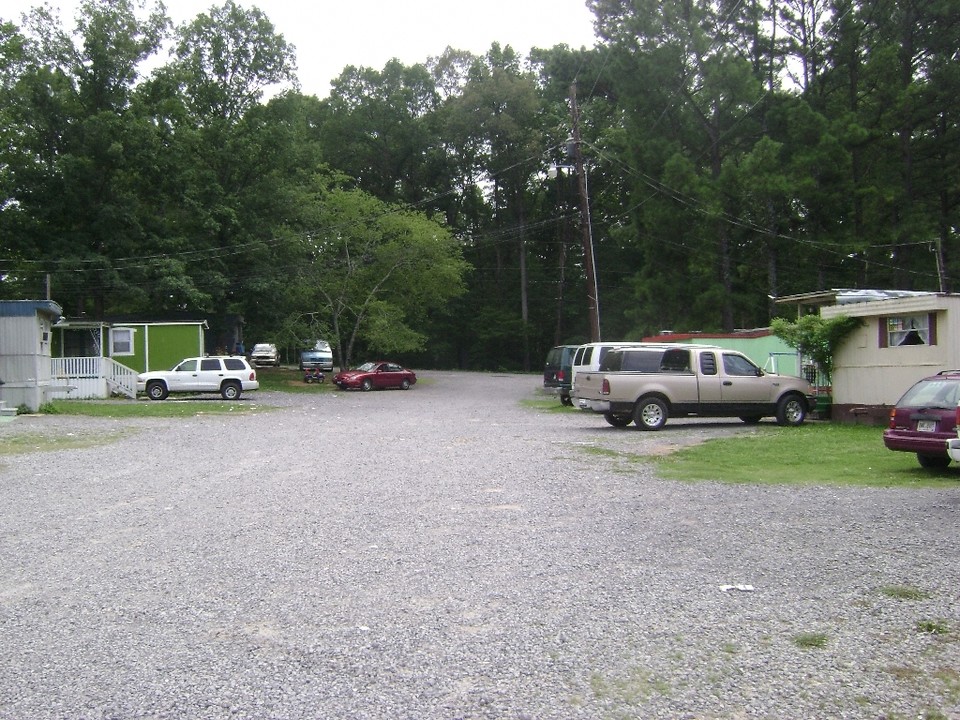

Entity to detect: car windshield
[253,344,272,352]
[356,362,376,371]
[897,378,960,409]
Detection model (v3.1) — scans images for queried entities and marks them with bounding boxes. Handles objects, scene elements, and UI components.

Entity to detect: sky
[4,0,600,98]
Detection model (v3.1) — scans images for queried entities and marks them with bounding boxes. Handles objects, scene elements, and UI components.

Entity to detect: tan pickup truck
[572,343,817,430]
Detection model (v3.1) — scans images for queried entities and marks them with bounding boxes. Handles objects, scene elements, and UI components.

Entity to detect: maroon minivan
[883,371,960,468]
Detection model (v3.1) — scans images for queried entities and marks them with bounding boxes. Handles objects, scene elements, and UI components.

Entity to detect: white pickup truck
[573,343,817,430]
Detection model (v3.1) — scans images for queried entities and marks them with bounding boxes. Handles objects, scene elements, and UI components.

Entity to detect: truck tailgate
[573,371,606,400]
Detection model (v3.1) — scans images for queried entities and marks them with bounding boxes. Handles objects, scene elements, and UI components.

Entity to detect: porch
[49,357,139,400]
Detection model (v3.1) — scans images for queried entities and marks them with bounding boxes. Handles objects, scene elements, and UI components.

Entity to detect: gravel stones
[1,371,958,719]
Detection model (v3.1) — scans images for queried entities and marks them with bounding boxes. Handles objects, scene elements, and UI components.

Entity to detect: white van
[299,340,334,372]
[570,341,669,393]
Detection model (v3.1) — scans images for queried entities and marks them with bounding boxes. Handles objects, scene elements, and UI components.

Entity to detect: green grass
[37,399,261,418]
[916,620,950,635]
[881,585,931,601]
[792,632,829,649]
[255,366,337,393]
[653,423,960,487]
[521,396,575,413]
[0,430,132,456]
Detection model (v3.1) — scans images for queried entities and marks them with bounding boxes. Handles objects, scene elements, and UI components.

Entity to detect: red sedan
[333,361,417,391]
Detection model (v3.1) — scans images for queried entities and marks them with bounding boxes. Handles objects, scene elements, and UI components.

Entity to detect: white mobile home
[817,291,960,423]
[0,300,64,413]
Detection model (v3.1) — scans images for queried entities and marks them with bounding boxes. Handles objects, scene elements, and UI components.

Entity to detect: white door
[196,358,225,391]
[169,359,200,392]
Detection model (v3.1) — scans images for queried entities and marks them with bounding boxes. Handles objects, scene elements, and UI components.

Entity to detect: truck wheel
[603,412,632,428]
[634,397,668,430]
[775,394,807,426]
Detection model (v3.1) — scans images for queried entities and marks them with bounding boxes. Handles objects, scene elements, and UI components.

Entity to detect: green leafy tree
[292,184,470,369]
[1,0,169,312]
[439,44,549,369]
[131,1,302,323]
[320,59,445,207]
[591,0,766,333]
[771,314,862,384]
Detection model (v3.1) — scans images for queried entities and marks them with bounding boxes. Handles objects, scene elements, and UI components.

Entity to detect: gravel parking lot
[1,370,958,719]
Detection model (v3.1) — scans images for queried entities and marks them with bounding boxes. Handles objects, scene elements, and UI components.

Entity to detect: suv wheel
[146,381,168,401]
[221,381,242,401]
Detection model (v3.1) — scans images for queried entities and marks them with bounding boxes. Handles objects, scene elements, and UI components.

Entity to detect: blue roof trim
[0,300,63,318]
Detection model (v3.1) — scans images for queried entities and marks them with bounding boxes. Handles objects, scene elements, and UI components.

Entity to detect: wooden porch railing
[51,357,138,399]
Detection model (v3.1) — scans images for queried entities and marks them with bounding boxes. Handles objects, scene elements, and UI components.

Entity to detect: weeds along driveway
[1,370,958,720]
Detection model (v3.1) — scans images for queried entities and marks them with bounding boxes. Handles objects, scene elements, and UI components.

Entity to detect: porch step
[0,402,17,422]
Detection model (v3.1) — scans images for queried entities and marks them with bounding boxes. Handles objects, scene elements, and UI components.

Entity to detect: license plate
[916,420,937,432]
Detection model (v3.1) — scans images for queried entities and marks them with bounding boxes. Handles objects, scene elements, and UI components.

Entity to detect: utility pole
[568,81,601,342]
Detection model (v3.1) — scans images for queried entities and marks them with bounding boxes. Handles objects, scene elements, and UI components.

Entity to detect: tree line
[1,0,957,371]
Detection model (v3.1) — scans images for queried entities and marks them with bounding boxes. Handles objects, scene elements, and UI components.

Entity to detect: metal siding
[0,310,57,412]
[147,324,206,372]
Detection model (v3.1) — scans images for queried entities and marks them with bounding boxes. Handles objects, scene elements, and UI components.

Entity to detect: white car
[137,356,260,401]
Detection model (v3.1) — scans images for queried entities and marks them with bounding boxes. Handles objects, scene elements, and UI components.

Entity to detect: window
[723,353,760,377]
[223,358,247,370]
[176,359,198,372]
[659,348,691,372]
[599,350,624,372]
[200,358,221,371]
[111,327,134,356]
[621,350,664,372]
[700,352,718,376]
[885,315,932,346]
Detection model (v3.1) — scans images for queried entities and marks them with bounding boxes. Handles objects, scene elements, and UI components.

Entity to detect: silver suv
[137,356,260,400]
[250,343,280,367]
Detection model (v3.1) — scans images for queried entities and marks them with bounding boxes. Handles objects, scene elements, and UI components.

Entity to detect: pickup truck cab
[573,344,816,430]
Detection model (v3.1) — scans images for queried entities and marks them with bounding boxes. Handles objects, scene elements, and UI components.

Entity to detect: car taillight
[888,408,896,429]
[249,371,256,380]
[955,404,960,429]
[557,370,565,381]
[601,378,610,396]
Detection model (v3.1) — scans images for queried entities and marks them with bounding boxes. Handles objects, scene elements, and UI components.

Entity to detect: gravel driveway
[1,371,958,719]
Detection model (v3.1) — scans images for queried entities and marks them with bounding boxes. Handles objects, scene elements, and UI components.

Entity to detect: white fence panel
[48,357,137,399]
[46,377,107,400]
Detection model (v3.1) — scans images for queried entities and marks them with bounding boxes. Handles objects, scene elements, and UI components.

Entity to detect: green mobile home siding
[642,332,800,375]
[106,323,205,373]
[143,323,205,372]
